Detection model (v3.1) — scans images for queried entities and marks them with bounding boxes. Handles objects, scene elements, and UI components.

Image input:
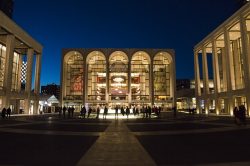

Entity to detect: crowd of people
[58,105,163,119]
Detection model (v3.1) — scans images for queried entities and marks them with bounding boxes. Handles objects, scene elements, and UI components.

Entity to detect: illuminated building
[194,3,250,116]
[61,49,176,111]
[0,11,42,114]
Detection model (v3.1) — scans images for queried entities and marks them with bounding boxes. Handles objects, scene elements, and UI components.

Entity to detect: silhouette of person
[88,107,92,118]
[1,108,6,119]
[7,107,11,118]
[115,105,119,119]
[103,106,108,119]
[63,106,67,118]
[126,106,130,119]
[96,106,100,119]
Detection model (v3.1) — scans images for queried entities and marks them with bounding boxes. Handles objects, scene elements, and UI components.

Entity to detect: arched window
[109,51,128,101]
[131,51,150,102]
[153,52,172,103]
[86,51,106,102]
[64,51,84,100]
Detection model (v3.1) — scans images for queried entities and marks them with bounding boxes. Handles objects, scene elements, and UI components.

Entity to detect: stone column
[232,40,241,89]
[194,50,201,113]
[224,28,234,114]
[17,54,23,92]
[202,47,209,114]
[2,35,15,108]
[24,48,34,114]
[128,60,131,106]
[33,53,41,114]
[224,28,234,91]
[240,16,250,115]
[212,40,220,114]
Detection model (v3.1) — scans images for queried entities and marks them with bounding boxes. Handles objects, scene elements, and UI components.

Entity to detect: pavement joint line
[132,125,250,136]
[0,127,102,136]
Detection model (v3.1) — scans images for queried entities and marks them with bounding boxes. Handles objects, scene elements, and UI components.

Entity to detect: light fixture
[113,77,124,83]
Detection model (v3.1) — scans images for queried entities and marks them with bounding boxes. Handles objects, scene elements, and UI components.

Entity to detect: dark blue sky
[13,0,241,85]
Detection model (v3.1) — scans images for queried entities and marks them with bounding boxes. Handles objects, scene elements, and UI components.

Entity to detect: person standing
[115,105,119,119]
[6,107,11,118]
[96,106,100,119]
[103,106,108,119]
[233,106,239,125]
[72,106,75,118]
[121,106,125,116]
[1,108,6,119]
[87,107,92,118]
[126,106,130,119]
[63,106,67,118]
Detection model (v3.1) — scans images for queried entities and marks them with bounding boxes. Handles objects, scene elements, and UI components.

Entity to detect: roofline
[0,10,43,53]
[194,2,250,51]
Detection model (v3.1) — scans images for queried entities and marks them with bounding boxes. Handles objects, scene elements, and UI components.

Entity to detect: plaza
[0,113,250,165]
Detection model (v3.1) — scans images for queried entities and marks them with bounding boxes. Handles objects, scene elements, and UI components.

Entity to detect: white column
[17,54,23,92]
[240,16,250,115]
[194,50,201,113]
[34,54,41,94]
[212,40,219,93]
[202,47,209,95]
[224,28,234,91]
[212,40,220,114]
[3,35,15,108]
[224,28,234,115]
[202,47,209,114]
[34,53,41,114]
[24,48,34,114]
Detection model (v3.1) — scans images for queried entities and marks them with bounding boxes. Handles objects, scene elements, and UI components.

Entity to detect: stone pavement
[0,112,250,165]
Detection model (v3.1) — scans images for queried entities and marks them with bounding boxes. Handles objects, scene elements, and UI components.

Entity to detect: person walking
[115,105,119,119]
[72,106,75,118]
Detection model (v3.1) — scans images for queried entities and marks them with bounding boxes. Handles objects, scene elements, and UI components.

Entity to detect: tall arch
[131,51,150,104]
[153,52,174,109]
[108,51,129,104]
[86,51,106,104]
[62,51,84,107]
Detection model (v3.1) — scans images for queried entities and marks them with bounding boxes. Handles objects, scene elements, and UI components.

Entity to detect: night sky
[13,0,241,86]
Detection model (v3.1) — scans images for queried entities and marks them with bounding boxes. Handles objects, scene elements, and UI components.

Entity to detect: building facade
[61,48,176,112]
[0,11,42,114]
[194,3,250,116]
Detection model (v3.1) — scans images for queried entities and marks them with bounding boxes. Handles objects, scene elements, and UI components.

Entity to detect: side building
[61,48,176,112]
[194,3,250,116]
[0,11,42,114]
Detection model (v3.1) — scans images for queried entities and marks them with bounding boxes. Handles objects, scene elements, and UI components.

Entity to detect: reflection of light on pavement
[102,114,137,119]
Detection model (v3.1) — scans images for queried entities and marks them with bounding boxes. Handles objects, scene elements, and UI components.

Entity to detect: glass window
[131,51,150,102]
[153,52,171,102]
[87,51,106,102]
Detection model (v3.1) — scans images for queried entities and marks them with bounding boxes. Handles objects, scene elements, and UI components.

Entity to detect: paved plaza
[0,112,250,165]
